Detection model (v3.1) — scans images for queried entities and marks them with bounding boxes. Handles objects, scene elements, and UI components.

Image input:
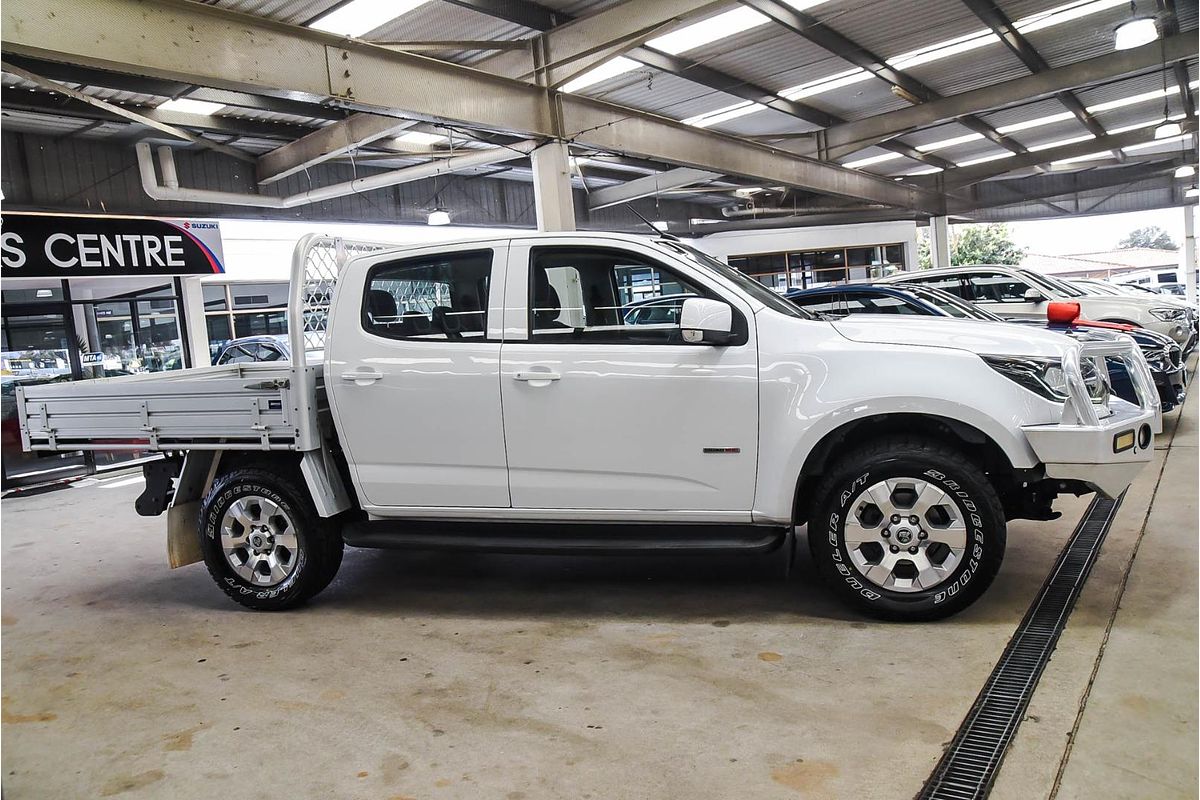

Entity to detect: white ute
[17,233,1160,620]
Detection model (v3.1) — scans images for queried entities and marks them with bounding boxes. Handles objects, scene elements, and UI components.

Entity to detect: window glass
[659,241,809,320]
[363,250,491,341]
[203,285,228,312]
[254,343,285,362]
[965,271,1031,303]
[529,248,706,344]
[206,315,232,364]
[791,293,846,317]
[233,310,287,338]
[218,345,256,365]
[845,295,923,315]
[2,286,63,303]
[230,283,289,309]
[902,273,969,299]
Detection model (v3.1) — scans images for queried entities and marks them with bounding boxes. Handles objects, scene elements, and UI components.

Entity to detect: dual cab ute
[18,233,1160,620]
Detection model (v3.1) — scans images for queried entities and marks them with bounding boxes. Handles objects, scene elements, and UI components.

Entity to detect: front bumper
[1022,340,1158,498]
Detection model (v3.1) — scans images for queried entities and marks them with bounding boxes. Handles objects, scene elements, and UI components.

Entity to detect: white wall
[690,220,920,267]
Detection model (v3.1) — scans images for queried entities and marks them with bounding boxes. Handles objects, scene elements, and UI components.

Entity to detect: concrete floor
[1,389,1195,799]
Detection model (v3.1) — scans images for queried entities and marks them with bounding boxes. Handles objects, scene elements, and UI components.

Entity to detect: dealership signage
[0,212,225,277]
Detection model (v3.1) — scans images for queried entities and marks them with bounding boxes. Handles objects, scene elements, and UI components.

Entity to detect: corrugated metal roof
[699,30,850,96]
[583,69,741,121]
[804,77,911,121]
[905,47,1031,97]
[807,0,988,63]
[202,0,343,26]
[708,106,822,136]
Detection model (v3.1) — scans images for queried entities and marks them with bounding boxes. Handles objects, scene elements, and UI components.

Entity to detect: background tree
[1118,226,1176,250]
[917,223,1025,268]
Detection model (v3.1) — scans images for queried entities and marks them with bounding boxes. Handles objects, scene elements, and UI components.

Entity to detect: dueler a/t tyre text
[808,436,1006,621]
[198,467,343,611]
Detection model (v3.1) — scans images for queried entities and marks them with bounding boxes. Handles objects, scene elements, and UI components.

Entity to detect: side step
[342,519,787,555]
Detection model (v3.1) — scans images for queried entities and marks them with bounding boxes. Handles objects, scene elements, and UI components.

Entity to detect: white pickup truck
[17,233,1160,620]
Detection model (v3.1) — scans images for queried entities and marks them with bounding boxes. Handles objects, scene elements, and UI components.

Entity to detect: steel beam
[960,0,1121,162]
[815,35,1196,160]
[0,0,942,211]
[1,61,255,161]
[587,167,721,209]
[257,113,416,184]
[927,125,1197,189]
[479,0,725,86]
[740,0,1027,158]
[440,0,566,32]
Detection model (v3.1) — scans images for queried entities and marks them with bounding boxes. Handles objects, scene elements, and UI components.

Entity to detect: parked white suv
[881,264,1195,348]
[17,235,1159,621]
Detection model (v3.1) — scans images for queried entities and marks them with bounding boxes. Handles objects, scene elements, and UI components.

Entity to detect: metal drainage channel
[918,492,1125,800]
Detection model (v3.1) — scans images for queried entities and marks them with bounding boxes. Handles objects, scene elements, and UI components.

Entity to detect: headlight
[1149,306,1188,322]
[983,356,1069,401]
[983,355,1109,404]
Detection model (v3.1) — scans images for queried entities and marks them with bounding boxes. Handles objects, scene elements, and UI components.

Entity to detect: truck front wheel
[808,436,1006,621]
[198,466,343,611]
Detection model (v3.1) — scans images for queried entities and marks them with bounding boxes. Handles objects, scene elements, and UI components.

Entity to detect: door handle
[513,370,561,383]
[341,369,384,384]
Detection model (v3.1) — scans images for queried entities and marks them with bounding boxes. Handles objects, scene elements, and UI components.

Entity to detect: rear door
[497,240,759,514]
[326,241,511,509]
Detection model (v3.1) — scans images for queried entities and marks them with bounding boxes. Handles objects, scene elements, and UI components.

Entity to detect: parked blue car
[785,284,1186,412]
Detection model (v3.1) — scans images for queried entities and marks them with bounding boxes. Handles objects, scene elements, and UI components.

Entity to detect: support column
[930,215,951,269]
[1184,205,1197,306]
[180,277,210,366]
[531,141,577,232]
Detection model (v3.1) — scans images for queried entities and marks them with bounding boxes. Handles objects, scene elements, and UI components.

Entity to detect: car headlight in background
[1149,306,1188,322]
[983,355,1109,404]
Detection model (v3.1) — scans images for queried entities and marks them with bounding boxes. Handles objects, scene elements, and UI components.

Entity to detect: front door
[498,243,759,513]
[326,242,510,509]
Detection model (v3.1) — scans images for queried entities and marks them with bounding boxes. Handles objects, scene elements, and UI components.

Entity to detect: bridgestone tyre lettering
[198,467,343,611]
[808,436,1006,621]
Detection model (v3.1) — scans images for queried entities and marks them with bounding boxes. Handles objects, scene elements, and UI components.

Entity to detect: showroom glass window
[362,250,491,340]
[728,244,906,291]
[203,282,289,362]
[528,248,709,344]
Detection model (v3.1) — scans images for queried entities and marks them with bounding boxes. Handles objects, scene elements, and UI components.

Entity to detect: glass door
[1,306,86,486]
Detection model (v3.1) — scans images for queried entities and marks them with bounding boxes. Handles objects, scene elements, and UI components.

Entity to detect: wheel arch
[791,413,1018,526]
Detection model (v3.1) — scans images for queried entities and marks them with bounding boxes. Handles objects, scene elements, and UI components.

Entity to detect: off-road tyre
[199,467,343,611]
[808,436,1006,621]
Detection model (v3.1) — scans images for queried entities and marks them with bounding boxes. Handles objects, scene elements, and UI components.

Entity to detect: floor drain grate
[917,492,1124,800]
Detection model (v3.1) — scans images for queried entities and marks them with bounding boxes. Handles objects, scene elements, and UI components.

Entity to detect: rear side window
[965,271,1031,303]
[363,250,492,341]
[790,293,846,317]
[844,295,923,315]
[901,274,969,299]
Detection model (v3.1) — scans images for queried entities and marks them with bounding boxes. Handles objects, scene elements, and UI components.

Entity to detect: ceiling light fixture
[427,209,451,226]
[1113,2,1158,50]
[1185,186,1199,198]
[1175,165,1197,178]
[1155,120,1184,139]
[309,0,430,37]
[158,98,225,115]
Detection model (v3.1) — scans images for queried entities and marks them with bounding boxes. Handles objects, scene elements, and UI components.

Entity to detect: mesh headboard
[290,235,393,355]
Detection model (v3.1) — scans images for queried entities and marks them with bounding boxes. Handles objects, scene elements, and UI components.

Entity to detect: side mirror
[1047,301,1081,326]
[1024,287,1046,303]
[679,297,733,345]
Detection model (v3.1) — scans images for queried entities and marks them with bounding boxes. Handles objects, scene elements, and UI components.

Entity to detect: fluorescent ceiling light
[842,152,904,169]
[1125,132,1191,151]
[394,131,445,146]
[1154,121,1184,139]
[1186,186,1199,198]
[646,6,769,55]
[158,98,225,115]
[681,100,766,128]
[1113,16,1158,50]
[905,166,945,175]
[917,132,985,152]
[427,209,451,226]
[781,68,872,101]
[1107,113,1185,134]
[956,152,1015,167]
[1052,150,1114,165]
[310,0,430,37]
[1176,165,1197,178]
[1028,133,1096,151]
[560,56,641,93]
[996,112,1076,134]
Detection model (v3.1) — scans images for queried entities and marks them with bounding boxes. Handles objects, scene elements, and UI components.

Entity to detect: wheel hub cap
[843,477,968,593]
[220,496,299,587]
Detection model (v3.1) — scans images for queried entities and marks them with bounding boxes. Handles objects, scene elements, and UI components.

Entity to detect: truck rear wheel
[807,436,1006,621]
[198,466,343,611]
